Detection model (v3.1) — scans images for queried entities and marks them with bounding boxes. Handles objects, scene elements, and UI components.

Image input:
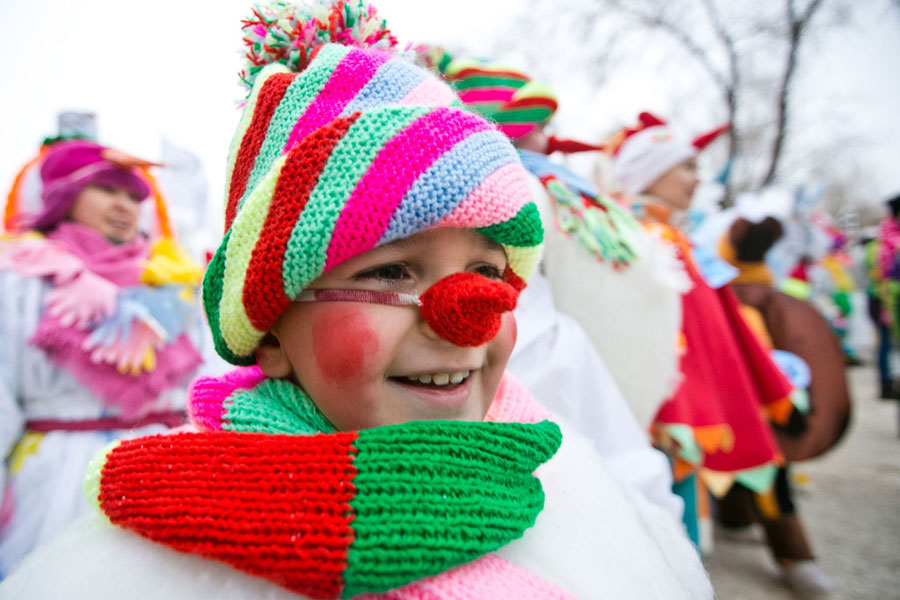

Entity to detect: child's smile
[258,228,517,430]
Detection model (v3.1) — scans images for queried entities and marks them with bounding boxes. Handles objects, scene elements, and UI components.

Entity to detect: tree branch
[761,0,825,185]
[615,3,732,97]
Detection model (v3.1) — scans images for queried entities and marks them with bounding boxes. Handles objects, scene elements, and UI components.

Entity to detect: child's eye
[472,263,504,280]
[354,263,409,281]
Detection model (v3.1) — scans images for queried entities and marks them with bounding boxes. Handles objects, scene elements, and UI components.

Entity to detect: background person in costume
[0,136,205,576]
[419,50,684,521]
[1,2,713,598]
[863,194,900,399]
[716,209,848,594]
[609,112,795,562]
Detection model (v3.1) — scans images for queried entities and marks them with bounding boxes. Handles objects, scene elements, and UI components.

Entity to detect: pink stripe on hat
[283,49,390,152]
[498,123,537,139]
[398,76,457,106]
[325,108,491,270]
[436,163,530,228]
[457,89,514,104]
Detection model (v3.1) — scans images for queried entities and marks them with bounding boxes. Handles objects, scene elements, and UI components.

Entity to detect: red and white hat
[610,112,728,196]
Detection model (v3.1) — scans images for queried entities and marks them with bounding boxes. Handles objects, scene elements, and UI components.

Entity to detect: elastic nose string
[296,272,520,347]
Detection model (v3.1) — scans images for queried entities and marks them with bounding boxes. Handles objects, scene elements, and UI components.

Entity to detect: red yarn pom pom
[420,273,519,347]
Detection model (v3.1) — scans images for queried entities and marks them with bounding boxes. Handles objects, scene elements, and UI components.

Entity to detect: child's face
[68,184,141,244]
[646,157,699,211]
[262,228,518,431]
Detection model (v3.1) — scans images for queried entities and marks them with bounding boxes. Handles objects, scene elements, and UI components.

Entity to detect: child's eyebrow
[383,232,506,254]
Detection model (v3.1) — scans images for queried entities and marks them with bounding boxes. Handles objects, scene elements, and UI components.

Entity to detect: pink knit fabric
[30,322,203,419]
[456,89,515,104]
[398,77,458,106]
[358,554,575,600]
[187,366,267,431]
[325,108,491,270]
[435,163,530,228]
[284,49,390,151]
[485,372,555,424]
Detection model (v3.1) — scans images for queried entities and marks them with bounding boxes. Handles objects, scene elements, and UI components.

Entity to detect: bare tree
[488,0,887,205]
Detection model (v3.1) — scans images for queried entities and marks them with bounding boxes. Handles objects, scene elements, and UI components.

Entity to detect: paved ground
[705,364,900,599]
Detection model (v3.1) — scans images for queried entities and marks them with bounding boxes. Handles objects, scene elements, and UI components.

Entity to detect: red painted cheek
[311,307,381,381]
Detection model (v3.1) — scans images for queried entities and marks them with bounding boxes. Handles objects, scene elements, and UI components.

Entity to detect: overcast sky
[1,0,897,241]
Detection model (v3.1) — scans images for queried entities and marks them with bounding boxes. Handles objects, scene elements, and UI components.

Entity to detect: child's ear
[255,332,293,379]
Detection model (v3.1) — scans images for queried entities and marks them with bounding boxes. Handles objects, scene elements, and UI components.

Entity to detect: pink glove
[46,270,118,329]
[0,239,83,284]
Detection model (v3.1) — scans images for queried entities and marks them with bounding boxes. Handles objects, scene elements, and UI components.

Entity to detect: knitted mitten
[87,420,561,599]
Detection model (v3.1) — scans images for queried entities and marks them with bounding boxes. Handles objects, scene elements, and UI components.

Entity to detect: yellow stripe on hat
[219,155,288,357]
[504,243,543,282]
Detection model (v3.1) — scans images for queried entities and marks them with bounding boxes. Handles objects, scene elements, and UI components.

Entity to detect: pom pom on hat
[204,3,544,365]
[240,0,397,91]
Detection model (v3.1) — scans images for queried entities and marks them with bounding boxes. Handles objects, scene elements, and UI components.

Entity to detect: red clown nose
[419,272,519,347]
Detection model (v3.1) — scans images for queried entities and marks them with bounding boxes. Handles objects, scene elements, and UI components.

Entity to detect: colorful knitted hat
[423,51,558,140]
[610,112,729,196]
[204,6,543,365]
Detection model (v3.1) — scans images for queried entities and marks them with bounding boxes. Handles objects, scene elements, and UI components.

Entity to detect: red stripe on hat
[226,73,296,231]
[243,114,361,331]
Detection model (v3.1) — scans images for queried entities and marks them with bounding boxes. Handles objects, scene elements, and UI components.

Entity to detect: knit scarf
[46,222,149,285]
[90,368,571,599]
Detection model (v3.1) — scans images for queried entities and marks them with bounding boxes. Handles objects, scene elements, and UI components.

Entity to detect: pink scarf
[46,222,149,286]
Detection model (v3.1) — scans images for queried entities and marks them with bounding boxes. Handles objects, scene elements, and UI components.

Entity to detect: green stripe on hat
[452,75,529,91]
[282,106,430,299]
[490,106,556,124]
[202,229,254,365]
[477,202,544,248]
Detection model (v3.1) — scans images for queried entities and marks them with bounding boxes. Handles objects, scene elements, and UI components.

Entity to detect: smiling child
[0,3,713,599]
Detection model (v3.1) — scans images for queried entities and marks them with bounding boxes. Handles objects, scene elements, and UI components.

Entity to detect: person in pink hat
[0,138,206,576]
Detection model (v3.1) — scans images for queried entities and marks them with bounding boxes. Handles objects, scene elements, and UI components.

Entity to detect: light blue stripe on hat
[379,129,519,243]
[341,57,425,115]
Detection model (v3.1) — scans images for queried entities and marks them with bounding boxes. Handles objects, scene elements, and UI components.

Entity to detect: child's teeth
[405,370,471,386]
[449,370,469,384]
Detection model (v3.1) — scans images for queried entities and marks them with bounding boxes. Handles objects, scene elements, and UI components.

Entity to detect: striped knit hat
[421,50,558,141]
[204,42,544,365]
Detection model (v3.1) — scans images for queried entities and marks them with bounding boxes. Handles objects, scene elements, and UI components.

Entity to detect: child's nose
[419,272,519,347]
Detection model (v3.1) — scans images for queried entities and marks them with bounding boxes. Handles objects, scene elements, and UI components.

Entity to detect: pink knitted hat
[30,140,153,230]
